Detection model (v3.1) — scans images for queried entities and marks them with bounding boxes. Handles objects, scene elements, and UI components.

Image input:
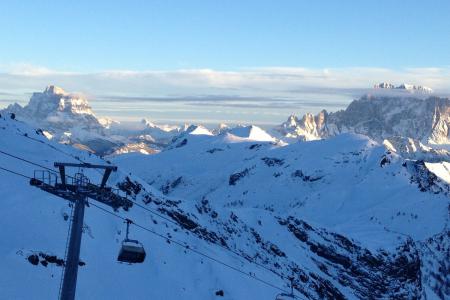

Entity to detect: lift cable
[0,165,30,179]
[0,149,54,171]
[0,164,301,299]
[20,133,89,165]
[89,201,302,299]
[0,149,100,183]
[0,145,302,292]
[127,197,290,280]
[0,149,294,286]
[18,143,294,282]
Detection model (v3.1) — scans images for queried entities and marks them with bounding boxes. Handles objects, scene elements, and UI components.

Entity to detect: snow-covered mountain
[1,86,186,155]
[373,82,434,93]
[7,85,449,163]
[0,105,449,299]
[226,125,276,142]
[3,85,102,131]
[275,95,450,154]
[0,86,281,156]
[113,124,449,299]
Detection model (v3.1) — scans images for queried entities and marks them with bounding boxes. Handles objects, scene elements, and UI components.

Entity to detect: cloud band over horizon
[1,64,449,125]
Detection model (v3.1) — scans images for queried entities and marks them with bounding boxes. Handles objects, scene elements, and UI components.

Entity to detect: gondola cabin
[117,239,146,263]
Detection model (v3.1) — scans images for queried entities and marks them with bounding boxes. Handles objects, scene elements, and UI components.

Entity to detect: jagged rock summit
[0,86,189,155]
[3,85,100,130]
[276,112,327,141]
[275,95,450,148]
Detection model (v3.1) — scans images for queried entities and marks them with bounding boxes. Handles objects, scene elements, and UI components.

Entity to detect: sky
[1,0,450,125]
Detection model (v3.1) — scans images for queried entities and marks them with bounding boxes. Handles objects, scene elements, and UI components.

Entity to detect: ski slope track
[0,115,449,299]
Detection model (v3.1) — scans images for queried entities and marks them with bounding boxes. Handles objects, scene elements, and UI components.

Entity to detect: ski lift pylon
[117,219,146,263]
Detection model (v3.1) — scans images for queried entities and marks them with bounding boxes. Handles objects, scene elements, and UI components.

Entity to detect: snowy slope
[113,128,449,299]
[1,113,449,299]
[0,116,290,300]
[226,125,276,142]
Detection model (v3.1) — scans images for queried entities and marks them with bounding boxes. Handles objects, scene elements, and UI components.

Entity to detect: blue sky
[1,0,449,71]
[1,1,450,125]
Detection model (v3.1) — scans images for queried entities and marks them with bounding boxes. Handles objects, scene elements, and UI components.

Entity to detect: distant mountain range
[1,86,185,155]
[274,93,450,161]
[2,84,450,162]
[1,86,285,155]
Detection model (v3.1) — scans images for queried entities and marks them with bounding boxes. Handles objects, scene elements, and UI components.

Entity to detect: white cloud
[1,64,449,124]
[0,63,75,76]
[1,64,449,99]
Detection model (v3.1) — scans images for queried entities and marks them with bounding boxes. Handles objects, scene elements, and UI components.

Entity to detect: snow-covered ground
[0,89,449,299]
[113,129,448,250]
[0,117,287,299]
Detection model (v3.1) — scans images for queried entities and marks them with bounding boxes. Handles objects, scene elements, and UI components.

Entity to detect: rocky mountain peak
[276,95,450,145]
[185,124,213,136]
[373,82,434,93]
[26,85,94,117]
[276,110,328,141]
[44,85,67,95]
[1,86,103,144]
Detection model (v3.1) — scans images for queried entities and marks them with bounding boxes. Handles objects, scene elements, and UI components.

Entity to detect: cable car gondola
[117,219,146,263]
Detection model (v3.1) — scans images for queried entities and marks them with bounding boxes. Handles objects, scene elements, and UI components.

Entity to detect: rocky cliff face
[0,86,185,155]
[277,110,328,141]
[3,85,102,132]
[276,95,450,146]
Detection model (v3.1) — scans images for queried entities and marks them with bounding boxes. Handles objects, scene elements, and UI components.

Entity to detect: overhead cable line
[0,148,295,289]
[0,164,301,299]
[127,197,289,279]
[0,149,53,171]
[0,165,30,179]
[89,201,301,298]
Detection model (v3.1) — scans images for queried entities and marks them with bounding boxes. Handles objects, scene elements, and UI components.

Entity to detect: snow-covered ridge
[226,125,276,142]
